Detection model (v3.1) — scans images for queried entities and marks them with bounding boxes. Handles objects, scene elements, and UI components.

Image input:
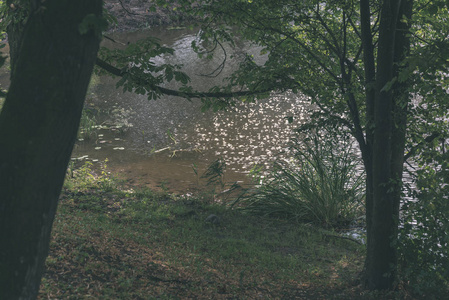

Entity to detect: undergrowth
[397,136,449,298]
[236,129,365,229]
[37,159,442,299]
[35,161,384,299]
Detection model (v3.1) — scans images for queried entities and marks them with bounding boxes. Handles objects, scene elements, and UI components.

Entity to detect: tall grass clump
[201,158,243,202]
[238,129,365,228]
[77,108,98,140]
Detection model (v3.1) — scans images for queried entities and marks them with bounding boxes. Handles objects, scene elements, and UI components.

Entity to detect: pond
[72,27,310,193]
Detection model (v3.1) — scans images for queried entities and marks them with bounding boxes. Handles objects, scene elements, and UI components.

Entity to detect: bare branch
[103,35,127,46]
[196,38,227,78]
[117,0,141,16]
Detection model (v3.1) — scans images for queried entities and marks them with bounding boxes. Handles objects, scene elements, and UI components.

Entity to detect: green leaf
[165,68,173,82]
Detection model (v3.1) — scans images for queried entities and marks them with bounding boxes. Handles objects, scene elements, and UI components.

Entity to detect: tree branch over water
[95,57,273,100]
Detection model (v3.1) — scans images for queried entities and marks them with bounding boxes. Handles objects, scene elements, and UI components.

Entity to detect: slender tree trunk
[386,0,413,281]
[363,0,413,290]
[359,0,376,273]
[0,1,102,299]
[365,0,399,287]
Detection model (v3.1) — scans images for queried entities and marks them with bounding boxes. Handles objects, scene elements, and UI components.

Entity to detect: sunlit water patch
[72,27,310,192]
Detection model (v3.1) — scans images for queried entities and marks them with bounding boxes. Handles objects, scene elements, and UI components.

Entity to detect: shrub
[397,143,449,298]
[237,129,365,228]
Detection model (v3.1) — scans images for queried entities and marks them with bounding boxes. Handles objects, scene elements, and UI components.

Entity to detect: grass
[36,162,392,299]
[236,131,365,229]
[77,108,99,140]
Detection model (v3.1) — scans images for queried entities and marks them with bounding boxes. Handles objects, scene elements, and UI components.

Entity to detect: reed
[238,130,365,228]
[77,109,98,140]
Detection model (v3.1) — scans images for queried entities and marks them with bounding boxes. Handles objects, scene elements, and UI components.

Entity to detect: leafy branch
[95,57,273,101]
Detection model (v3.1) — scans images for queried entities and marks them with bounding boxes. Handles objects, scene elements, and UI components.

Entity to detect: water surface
[74,27,310,192]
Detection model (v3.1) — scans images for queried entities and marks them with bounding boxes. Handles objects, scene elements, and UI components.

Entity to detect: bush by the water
[397,142,449,297]
[236,130,365,228]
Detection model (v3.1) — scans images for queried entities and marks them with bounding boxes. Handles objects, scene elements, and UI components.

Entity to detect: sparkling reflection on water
[73,28,310,192]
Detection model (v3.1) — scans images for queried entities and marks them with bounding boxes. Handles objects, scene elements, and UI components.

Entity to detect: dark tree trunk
[0,0,102,298]
[365,0,400,289]
[362,0,413,290]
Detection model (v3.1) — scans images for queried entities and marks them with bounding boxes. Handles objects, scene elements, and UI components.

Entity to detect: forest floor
[36,163,413,299]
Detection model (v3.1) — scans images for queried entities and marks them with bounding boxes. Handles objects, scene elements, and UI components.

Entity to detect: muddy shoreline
[104,0,195,32]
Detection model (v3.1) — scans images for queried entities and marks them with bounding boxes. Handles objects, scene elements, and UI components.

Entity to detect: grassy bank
[37,164,401,299]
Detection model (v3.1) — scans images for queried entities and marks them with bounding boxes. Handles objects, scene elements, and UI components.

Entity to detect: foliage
[64,159,121,193]
[0,1,30,30]
[237,129,365,229]
[97,36,190,100]
[397,138,449,297]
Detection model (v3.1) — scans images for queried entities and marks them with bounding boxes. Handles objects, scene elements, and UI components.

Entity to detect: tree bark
[363,0,413,290]
[359,0,376,269]
[0,1,102,299]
